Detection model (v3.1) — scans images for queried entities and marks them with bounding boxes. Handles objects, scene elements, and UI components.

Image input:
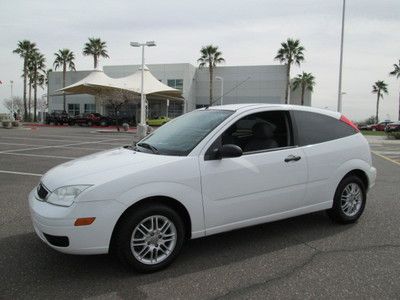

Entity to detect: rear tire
[327,175,366,224]
[114,204,185,273]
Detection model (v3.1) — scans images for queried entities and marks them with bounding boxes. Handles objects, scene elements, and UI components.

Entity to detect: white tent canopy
[56,66,183,100]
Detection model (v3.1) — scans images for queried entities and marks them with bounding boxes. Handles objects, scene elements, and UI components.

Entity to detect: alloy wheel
[341,183,363,217]
[130,215,177,265]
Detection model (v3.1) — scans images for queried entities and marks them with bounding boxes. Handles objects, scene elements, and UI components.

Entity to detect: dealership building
[48,63,311,122]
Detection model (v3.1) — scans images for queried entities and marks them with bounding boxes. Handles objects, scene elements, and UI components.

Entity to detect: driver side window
[205,110,292,160]
[222,110,292,153]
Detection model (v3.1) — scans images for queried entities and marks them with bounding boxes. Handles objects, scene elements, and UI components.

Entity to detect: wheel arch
[109,196,192,253]
[342,169,369,190]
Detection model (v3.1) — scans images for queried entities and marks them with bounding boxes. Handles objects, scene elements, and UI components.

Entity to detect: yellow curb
[372,151,400,167]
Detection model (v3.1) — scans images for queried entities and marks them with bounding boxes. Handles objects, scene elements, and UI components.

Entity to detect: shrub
[386,131,400,140]
[2,121,12,128]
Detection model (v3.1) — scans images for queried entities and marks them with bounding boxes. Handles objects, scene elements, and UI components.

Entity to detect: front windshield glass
[138,109,234,156]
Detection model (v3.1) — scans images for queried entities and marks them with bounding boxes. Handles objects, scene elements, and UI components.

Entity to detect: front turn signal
[74,217,96,226]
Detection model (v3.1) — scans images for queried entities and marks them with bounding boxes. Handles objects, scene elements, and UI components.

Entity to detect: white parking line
[0,141,115,152]
[0,142,41,147]
[0,152,76,160]
[12,133,133,140]
[0,170,42,177]
[0,136,89,143]
[0,138,124,154]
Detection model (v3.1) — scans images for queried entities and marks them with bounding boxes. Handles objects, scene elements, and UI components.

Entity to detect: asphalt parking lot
[0,126,400,299]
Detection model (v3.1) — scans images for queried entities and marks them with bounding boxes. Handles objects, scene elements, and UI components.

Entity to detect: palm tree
[390,60,400,121]
[13,40,37,121]
[53,49,76,111]
[29,50,46,122]
[83,38,109,69]
[45,69,52,86]
[389,60,400,79]
[45,68,52,114]
[197,45,225,105]
[275,38,305,104]
[292,72,315,106]
[372,80,388,123]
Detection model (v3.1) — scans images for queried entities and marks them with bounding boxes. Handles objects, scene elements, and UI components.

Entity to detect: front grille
[37,183,49,200]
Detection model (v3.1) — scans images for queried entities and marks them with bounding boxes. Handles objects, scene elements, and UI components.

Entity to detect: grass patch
[361,130,386,136]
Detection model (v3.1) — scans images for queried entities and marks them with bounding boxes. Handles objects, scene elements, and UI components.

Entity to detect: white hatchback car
[29,104,376,272]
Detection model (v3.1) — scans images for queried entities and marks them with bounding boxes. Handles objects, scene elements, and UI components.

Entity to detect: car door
[198,109,308,235]
[290,109,361,208]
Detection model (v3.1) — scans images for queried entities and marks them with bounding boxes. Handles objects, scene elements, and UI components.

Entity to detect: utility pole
[10,80,14,120]
[337,0,346,113]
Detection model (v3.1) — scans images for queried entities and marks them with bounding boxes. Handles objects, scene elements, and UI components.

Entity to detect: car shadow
[0,211,350,298]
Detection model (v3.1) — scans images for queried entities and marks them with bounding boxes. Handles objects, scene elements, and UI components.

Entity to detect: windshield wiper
[136,142,159,154]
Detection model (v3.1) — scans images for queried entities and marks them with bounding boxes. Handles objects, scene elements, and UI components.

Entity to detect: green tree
[292,72,315,106]
[83,38,109,69]
[197,45,225,105]
[53,49,76,111]
[372,80,388,123]
[275,38,305,104]
[13,40,37,121]
[28,50,46,122]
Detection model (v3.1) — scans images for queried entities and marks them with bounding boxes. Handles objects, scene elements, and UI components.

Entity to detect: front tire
[327,175,366,224]
[114,204,185,273]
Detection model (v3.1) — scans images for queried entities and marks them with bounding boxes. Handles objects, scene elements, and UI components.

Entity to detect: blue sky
[0,0,399,121]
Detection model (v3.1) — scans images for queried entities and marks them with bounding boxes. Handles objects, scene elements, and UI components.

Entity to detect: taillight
[340,115,360,132]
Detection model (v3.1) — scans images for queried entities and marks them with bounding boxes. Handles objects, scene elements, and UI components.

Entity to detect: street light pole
[215,76,224,105]
[10,80,14,120]
[140,44,145,130]
[337,0,346,113]
[130,41,156,138]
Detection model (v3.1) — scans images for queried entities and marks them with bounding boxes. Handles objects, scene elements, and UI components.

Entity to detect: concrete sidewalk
[365,135,400,165]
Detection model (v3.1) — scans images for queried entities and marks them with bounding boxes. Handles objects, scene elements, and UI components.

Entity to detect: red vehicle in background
[369,121,393,131]
[69,113,110,127]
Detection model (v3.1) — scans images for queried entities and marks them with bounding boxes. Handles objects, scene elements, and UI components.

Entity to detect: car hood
[41,147,181,191]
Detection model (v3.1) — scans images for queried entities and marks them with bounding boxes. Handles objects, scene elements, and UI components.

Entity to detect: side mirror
[213,144,243,159]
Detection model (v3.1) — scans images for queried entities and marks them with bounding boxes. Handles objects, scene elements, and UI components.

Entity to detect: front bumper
[28,188,127,255]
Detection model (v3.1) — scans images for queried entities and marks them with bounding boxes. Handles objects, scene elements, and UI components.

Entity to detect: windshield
[137,109,234,156]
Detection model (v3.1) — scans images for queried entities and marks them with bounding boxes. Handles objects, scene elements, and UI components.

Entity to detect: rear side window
[293,111,357,146]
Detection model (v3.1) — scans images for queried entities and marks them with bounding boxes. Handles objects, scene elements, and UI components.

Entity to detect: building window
[168,101,184,118]
[84,104,96,113]
[68,104,80,116]
[167,79,183,90]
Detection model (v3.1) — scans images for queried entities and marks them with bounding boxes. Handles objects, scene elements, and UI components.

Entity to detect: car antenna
[210,76,251,106]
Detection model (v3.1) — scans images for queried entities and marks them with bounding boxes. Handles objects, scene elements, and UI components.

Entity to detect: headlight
[47,185,92,207]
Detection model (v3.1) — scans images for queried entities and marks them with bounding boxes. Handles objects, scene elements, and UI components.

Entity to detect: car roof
[204,103,341,119]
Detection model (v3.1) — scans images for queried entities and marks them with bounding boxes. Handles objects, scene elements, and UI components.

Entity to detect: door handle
[284,155,301,162]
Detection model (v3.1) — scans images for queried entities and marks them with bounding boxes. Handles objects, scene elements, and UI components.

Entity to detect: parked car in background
[69,113,111,126]
[46,111,70,125]
[358,124,372,131]
[107,113,136,127]
[29,104,376,272]
[369,121,393,131]
[147,116,170,126]
[385,121,400,132]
